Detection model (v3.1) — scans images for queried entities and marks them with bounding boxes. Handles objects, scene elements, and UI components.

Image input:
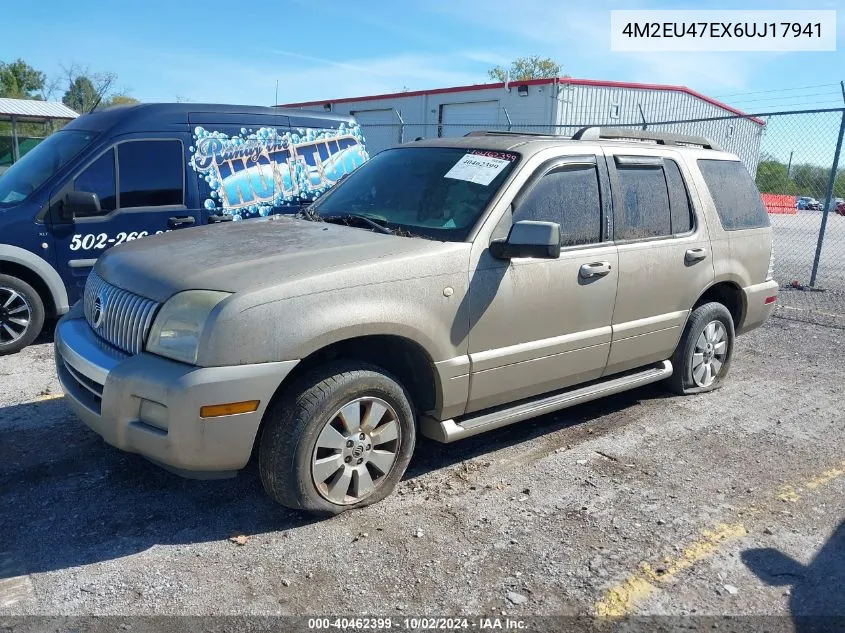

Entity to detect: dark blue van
[0,103,369,354]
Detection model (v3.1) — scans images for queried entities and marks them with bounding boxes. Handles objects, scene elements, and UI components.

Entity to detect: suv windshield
[309,146,520,241]
[0,130,97,206]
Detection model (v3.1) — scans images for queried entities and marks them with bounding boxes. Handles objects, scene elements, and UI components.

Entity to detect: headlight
[146,290,231,364]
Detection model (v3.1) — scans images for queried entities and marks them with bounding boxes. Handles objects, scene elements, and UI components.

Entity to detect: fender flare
[0,244,70,315]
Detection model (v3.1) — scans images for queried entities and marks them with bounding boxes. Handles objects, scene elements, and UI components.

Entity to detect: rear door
[603,148,715,376]
[49,136,199,299]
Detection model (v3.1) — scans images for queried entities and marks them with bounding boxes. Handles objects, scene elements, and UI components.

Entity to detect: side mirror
[61,191,101,221]
[490,220,561,260]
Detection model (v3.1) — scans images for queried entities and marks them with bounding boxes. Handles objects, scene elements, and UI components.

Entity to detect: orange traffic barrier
[761,193,797,215]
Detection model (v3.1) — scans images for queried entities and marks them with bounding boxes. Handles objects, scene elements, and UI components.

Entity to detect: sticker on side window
[444,152,512,186]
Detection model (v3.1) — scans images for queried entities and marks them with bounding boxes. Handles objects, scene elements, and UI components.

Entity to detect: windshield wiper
[322,213,394,235]
[295,204,322,222]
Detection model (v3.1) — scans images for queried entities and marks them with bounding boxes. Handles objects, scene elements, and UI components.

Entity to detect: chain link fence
[361,107,845,327]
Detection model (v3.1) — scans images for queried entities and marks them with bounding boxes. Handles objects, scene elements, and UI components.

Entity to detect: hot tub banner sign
[189,123,369,220]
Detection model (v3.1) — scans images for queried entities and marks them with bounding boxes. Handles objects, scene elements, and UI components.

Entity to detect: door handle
[207,213,234,224]
[168,216,196,229]
[579,261,612,279]
[685,248,708,263]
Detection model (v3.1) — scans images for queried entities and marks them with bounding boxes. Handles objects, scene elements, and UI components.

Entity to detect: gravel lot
[0,317,843,626]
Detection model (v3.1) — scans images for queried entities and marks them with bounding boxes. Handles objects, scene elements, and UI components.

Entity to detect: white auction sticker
[444,153,510,186]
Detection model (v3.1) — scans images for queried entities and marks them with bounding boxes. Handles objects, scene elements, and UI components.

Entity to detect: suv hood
[96,216,446,302]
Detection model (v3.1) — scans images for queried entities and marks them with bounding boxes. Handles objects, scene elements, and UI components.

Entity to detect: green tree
[791,163,828,199]
[488,56,566,82]
[58,64,118,114]
[755,158,796,195]
[63,76,100,113]
[0,58,46,99]
[833,170,845,199]
[105,93,140,107]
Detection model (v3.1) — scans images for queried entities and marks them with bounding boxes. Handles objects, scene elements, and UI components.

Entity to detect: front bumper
[54,305,299,476]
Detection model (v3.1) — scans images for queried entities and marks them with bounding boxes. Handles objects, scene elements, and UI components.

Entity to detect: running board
[420,360,673,443]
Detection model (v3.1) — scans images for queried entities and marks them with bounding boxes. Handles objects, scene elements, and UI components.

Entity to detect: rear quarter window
[698,159,769,230]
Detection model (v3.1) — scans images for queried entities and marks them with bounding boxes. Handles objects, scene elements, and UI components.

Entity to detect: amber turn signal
[200,400,260,418]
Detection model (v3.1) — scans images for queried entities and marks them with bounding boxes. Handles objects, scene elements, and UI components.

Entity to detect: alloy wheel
[311,396,401,505]
[691,320,728,388]
[0,287,31,345]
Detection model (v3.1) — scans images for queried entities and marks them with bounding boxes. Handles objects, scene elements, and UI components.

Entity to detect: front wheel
[259,362,416,515]
[0,274,45,356]
[668,302,735,395]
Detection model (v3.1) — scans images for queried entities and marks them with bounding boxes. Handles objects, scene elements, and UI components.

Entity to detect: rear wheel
[0,274,45,356]
[259,362,416,515]
[668,302,734,395]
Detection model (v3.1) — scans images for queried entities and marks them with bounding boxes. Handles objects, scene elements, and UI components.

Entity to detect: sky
[2,0,843,114]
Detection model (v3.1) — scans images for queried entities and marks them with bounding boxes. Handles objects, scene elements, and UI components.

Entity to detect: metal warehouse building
[281,78,765,175]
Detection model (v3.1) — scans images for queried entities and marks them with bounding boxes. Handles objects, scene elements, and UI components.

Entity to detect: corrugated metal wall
[289,82,764,175]
[555,83,764,175]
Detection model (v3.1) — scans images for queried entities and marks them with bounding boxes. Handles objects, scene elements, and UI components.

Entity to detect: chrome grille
[83,271,160,355]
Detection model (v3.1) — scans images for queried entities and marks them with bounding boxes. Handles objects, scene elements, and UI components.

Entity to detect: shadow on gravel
[742,520,845,629]
[406,384,668,479]
[0,383,668,579]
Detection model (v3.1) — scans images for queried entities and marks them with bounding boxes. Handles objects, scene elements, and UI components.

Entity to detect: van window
[74,149,116,215]
[698,159,769,230]
[118,140,184,208]
[664,159,693,234]
[615,164,672,240]
[514,164,601,247]
[0,130,96,206]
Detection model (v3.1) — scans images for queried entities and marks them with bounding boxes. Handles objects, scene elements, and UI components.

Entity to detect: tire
[0,274,45,356]
[668,302,735,396]
[259,361,416,515]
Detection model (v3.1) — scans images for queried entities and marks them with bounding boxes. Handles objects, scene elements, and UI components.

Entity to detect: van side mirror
[490,220,561,260]
[61,191,101,221]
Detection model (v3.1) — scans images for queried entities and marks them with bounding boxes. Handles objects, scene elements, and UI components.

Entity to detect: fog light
[200,400,260,418]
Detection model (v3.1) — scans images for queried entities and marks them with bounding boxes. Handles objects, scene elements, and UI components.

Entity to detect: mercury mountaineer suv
[54,128,779,515]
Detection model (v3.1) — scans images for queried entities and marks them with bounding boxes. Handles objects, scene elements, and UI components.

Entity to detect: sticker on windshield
[444,153,511,186]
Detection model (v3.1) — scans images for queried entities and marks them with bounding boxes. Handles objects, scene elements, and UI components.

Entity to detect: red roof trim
[279,77,765,126]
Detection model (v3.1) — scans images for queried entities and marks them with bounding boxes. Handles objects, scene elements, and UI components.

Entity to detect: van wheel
[259,362,416,515]
[668,302,735,395]
[0,274,45,356]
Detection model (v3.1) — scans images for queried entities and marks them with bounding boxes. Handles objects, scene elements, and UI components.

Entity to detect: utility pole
[787,151,793,179]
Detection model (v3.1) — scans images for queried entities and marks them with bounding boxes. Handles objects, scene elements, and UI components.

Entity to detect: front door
[49,138,202,302]
[602,149,715,376]
[465,154,618,414]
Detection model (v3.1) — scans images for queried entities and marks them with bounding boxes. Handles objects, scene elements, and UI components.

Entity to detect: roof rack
[463,130,562,139]
[571,127,722,150]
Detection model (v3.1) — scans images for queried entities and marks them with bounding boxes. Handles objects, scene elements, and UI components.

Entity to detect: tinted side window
[118,141,183,208]
[698,159,769,230]
[74,149,116,215]
[615,163,672,240]
[664,159,693,234]
[514,164,601,247]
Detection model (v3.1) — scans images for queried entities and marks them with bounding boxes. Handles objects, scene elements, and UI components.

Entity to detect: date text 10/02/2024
[307,617,528,630]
